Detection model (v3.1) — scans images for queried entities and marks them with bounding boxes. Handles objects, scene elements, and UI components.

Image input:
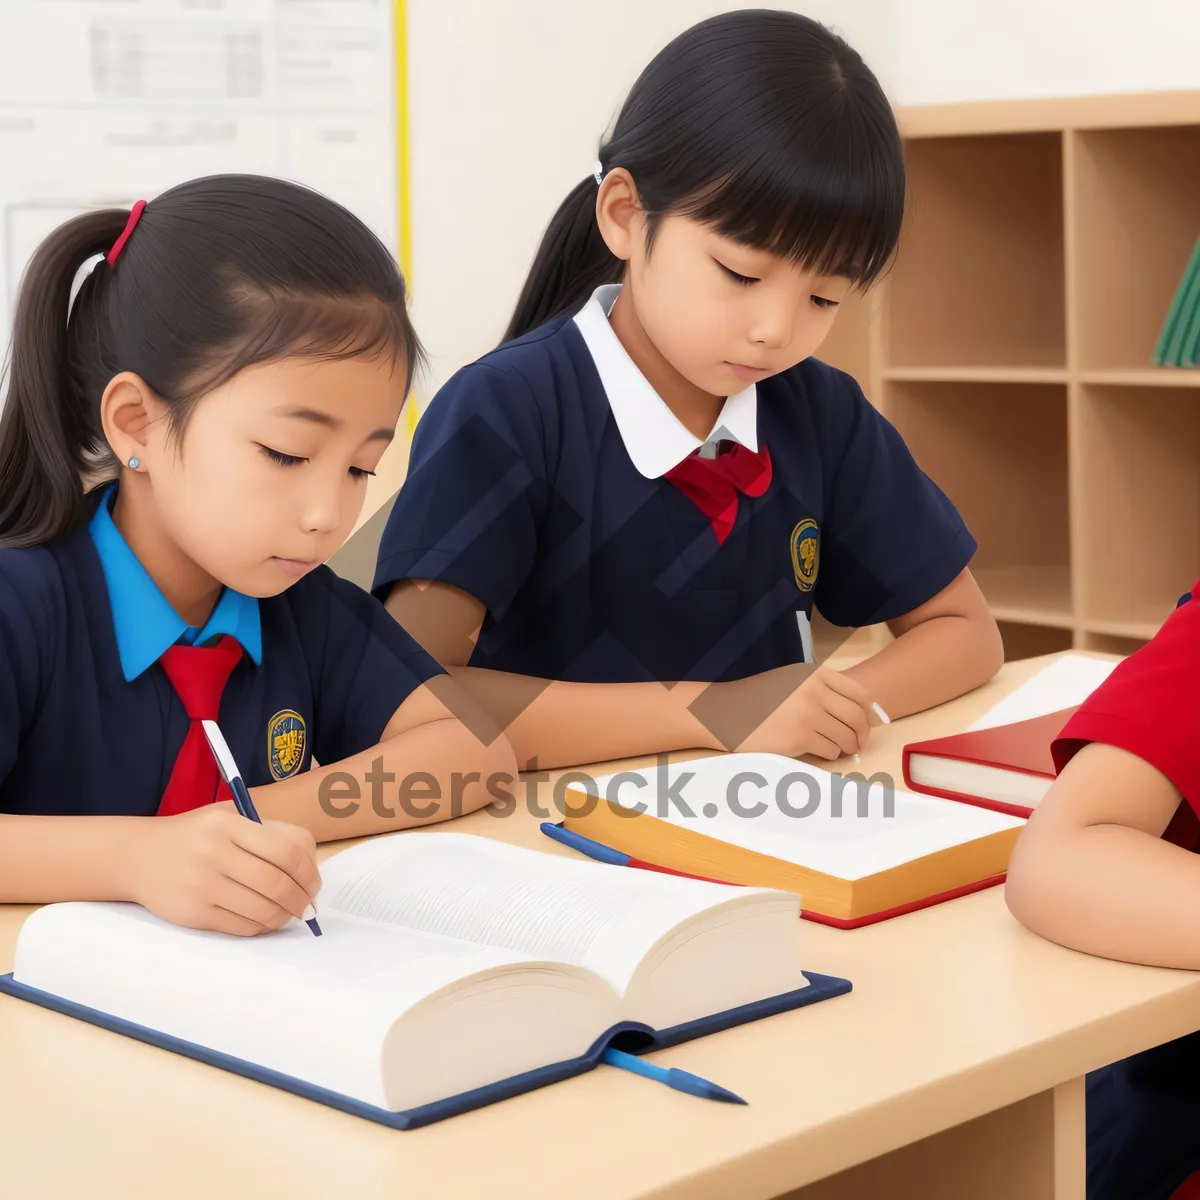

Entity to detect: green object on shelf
[1153,235,1200,366]
[1181,272,1200,367]
[1165,250,1200,366]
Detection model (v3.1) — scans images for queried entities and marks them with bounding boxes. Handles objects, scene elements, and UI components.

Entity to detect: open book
[557,753,1025,926]
[0,832,847,1128]
[965,653,1116,731]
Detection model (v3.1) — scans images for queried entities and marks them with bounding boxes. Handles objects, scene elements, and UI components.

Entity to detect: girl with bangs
[376,10,1003,769]
[0,175,515,934]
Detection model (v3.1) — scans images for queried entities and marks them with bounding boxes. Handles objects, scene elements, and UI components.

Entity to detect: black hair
[0,174,422,549]
[504,9,905,342]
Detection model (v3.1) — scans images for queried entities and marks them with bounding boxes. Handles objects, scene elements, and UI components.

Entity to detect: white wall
[404,0,900,397]
[403,0,1199,399]
[893,0,1200,105]
[336,0,1200,574]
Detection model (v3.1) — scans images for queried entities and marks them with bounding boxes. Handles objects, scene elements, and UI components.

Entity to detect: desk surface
[3,652,1198,1200]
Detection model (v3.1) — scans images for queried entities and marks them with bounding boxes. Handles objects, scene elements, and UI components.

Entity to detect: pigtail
[0,209,129,549]
[503,175,622,342]
[3,176,419,553]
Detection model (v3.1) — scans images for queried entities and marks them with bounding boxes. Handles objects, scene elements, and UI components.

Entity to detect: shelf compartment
[972,565,1075,628]
[1077,384,1200,632]
[887,133,1065,368]
[1082,613,1173,641]
[816,290,875,392]
[1079,631,1148,657]
[887,380,1072,623]
[1072,126,1200,370]
[997,621,1074,662]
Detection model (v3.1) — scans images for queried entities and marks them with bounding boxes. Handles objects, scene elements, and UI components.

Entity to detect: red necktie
[664,442,773,544]
[155,634,244,817]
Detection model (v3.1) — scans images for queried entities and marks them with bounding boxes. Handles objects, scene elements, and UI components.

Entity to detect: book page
[246,910,510,989]
[586,754,1024,880]
[319,832,782,996]
[907,754,1053,809]
[967,655,1117,730]
[11,900,581,1109]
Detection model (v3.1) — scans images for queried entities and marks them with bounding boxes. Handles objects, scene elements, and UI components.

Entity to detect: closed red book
[902,706,1081,818]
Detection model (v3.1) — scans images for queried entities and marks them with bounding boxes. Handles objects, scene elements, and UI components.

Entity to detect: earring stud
[128,457,140,469]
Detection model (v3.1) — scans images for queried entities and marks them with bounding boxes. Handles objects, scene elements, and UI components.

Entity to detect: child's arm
[249,678,519,841]
[1005,742,1200,968]
[386,579,883,770]
[0,807,320,936]
[238,567,519,841]
[0,680,515,924]
[840,568,1004,720]
[0,679,515,921]
[1005,587,1200,967]
[0,560,319,933]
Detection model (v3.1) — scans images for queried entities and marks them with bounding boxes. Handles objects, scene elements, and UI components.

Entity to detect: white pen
[853,703,891,766]
[201,720,322,936]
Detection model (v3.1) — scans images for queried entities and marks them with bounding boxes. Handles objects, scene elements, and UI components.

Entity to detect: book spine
[1180,274,1200,368]
[1168,261,1200,366]
[1159,236,1200,366]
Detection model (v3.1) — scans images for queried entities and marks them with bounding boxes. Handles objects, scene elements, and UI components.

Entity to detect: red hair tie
[106,200,147,267]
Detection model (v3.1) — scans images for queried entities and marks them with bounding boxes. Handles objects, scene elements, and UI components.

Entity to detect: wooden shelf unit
[821,90,1200,662]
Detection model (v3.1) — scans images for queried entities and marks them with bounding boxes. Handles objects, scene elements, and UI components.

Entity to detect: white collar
[572,284,758,479]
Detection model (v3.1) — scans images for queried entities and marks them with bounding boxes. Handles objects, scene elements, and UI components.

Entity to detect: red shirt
[1052,580,1200,846]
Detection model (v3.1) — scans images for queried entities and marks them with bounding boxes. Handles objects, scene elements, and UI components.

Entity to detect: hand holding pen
[130,787,322,937]
[201,720,322,936]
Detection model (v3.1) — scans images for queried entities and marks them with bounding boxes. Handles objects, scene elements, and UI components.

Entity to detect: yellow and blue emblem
[790,518,820,592]
[268,709,307,781]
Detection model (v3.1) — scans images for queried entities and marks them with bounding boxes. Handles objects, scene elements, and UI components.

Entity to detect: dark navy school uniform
[1052,584,1200,1200]
[0,485,443,816]
[372,284,976,682]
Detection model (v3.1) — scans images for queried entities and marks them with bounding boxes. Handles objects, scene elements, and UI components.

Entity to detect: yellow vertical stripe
[395,0,420,442]
[395,0,412,288]
[345,0,415,532]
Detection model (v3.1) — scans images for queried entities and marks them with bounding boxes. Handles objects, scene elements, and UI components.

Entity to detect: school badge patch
[268,710,306,780]
[790,518,820,593]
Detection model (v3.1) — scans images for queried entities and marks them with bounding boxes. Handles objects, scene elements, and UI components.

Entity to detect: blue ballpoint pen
[540,821,732,885]
[601,1046,747,1105]
[201,719,322,937]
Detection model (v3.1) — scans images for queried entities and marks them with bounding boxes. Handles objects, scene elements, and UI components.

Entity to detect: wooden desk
[3,652,1198,1199]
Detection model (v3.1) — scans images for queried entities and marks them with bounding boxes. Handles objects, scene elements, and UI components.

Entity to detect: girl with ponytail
[0,176,514,932]
[376,10,1002,770]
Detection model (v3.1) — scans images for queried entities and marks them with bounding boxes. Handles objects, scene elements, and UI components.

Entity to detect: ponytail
[0,210,129,548]
[504,11,904,344]
[503,176,621,342]
[0,175,420,550]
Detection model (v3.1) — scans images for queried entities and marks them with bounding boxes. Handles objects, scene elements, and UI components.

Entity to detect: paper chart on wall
[0,0,406,394]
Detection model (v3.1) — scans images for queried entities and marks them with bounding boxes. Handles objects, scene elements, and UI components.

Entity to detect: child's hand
[131,803,320,936]
[714,665,881,761]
